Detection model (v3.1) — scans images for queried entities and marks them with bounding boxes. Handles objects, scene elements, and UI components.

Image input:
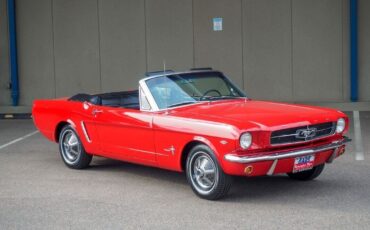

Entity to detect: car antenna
[163,60,169,115]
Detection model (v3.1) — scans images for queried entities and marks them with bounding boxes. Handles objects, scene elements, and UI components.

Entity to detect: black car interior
[69,90,140,110]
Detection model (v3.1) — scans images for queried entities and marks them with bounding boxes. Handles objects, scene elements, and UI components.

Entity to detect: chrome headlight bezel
[336,118,346,133]
[240,132,252,149]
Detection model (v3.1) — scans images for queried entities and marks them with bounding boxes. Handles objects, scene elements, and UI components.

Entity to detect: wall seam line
[5,0,10,83]
[51,0,57,98]
[342,0,345,101]
[144,0,148,72]
[290,0,294,100]
[240,0,245,90]
[192,0,195,68]
[96,0,102,92]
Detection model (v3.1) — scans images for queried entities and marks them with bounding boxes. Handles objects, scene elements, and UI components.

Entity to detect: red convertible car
[33,69,350,200]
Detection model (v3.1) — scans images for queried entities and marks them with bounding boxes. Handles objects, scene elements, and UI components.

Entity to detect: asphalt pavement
[0,112,369,229]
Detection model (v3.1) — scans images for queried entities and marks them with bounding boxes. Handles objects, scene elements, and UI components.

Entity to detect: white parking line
[353,111,365,160]
[0,130,39,150]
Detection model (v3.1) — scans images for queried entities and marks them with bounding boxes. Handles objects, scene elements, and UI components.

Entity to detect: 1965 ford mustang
[33,68,350,200]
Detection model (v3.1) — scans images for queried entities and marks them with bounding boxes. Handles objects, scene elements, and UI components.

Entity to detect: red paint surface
[32,98,348,176]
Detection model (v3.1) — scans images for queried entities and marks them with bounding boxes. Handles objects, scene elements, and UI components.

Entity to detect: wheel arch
[55,121,69,142]
[180,137,220,171]
[54,119,77,142]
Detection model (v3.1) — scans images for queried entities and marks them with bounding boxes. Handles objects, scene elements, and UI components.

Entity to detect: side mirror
[83,101,93,110]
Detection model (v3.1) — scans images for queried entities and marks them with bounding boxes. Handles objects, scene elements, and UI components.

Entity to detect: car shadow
[224,175,345,203]
[87,157,344,202]
[88,157,187,186]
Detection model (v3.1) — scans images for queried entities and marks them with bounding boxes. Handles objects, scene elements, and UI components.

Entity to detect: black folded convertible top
[69,90,139,109]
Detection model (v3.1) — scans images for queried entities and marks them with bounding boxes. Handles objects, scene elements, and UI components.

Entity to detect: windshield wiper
[200,95,243,101]
[168,101,196,108]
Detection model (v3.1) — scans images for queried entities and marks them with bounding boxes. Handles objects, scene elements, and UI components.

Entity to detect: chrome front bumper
[224,137,351,164]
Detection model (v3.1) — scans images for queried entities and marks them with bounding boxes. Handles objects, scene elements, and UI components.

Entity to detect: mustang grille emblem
[295,128,317,139]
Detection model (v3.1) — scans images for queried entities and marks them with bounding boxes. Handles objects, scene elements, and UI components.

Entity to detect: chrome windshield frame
[138,70,247,112]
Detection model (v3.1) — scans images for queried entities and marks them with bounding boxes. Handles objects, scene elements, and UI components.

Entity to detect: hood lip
[167,100,343,132]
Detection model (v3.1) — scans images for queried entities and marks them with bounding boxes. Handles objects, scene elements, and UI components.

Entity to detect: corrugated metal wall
[0,0,369,106]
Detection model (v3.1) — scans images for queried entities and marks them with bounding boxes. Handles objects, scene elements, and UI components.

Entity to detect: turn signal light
[244,165,253,175]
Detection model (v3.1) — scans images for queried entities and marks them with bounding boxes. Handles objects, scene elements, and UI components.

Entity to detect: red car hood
[171,100,343,131]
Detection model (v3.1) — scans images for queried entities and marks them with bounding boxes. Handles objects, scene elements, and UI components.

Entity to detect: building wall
[0,0,369,106]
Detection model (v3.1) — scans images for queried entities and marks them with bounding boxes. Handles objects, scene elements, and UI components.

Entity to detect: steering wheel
[200,89,222,101]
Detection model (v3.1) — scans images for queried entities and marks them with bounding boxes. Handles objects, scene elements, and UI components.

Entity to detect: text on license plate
[293,155,315,173]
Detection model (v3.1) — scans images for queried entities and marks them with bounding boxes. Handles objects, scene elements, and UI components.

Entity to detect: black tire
[186,144,233,200]
[58,125,92,169]
[287,164,325,181]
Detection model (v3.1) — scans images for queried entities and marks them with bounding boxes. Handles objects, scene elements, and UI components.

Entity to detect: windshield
[145,72,246,109]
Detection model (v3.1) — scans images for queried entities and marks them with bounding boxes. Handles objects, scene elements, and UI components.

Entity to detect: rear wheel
[186,144,232,200]
[59,125,92,169]
[287,164,325,181]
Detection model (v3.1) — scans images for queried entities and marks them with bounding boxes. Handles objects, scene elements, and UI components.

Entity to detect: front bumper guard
[224,137,351,175]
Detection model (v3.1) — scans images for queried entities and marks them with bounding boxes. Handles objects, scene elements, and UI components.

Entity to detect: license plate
[293,155,315,173]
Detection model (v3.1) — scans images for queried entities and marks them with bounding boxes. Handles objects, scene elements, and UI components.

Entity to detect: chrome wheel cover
[189,151,218,195]
[61,129,81,165]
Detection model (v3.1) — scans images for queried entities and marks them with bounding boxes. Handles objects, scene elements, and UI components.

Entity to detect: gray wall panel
[99,0,146,92]
[146,0,193,72]
[0,0,10,105]
[292,0,342,101]
[359,0,370,101]
[16,0,55,105]
[2,0,370,108]
[53,0,100,97]
[243,0,292,101]
[193,0,243,86]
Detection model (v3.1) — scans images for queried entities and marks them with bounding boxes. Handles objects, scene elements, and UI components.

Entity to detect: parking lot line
[0,130,39,150]
[353,111,365,160]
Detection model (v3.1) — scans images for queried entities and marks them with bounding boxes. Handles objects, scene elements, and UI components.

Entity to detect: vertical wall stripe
[350,0,358,101]
[7,0,19,105]
[144,0,148,72]
[342,0,345,101]
[240,0,245,90]
[96,0,102,92]
[51,0,56,98]
[290,0,294,100]
[191,0,195,68]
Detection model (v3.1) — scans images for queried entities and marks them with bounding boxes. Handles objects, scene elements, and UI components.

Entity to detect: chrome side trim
[80,121,91,143]
[163,145,176,155]
[224,137,351,164]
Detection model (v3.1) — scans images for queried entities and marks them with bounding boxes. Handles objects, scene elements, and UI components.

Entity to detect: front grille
[270,122,335,145]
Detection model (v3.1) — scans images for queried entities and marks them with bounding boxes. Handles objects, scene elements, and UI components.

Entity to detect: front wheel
[59,125,92,169]
[287,164,325,181]
[186,144,233,200]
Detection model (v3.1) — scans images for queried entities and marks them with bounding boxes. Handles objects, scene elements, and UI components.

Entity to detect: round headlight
[336,118,345,133]
[240,132,252,149]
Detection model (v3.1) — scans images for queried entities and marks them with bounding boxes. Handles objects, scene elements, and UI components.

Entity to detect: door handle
[92,109,103,116]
